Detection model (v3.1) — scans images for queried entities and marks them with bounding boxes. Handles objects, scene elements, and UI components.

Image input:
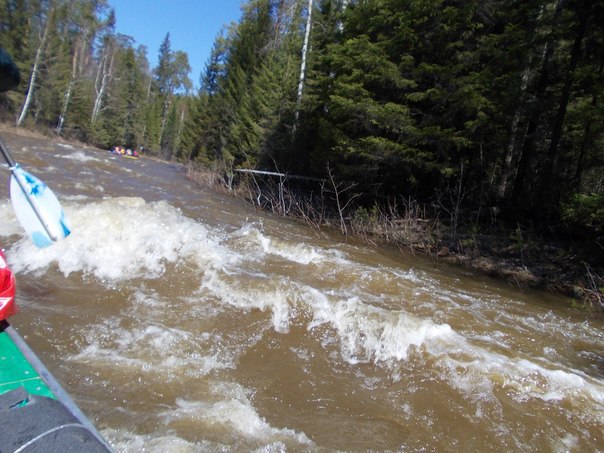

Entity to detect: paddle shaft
[0,136,16,167]
[0,135,58,242]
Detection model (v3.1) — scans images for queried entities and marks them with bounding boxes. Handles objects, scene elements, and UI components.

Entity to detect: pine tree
[215,0,276,169]
[180,31,230,162]
[120,47,144,148]
[1,0,602,236]
[154,33,192,157]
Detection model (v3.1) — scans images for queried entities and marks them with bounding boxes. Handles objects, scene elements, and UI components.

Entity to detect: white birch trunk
[145,78,152,100]
[497,4,550,200]
[91,47,115,124]
[338,0,349,31]
[293,0,313,132]
[176,107,186,148]
[56,80,73,134]
[497,63,531,199]
[17,11,52,127]
[56,46,80,134]
[159,94,172,150]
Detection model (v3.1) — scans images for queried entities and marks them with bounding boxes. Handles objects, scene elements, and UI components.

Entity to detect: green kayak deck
[0,323,54,399]
[0,320,112,451]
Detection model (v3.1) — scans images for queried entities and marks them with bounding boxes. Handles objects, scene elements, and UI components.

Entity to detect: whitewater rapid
[0,142,602,451]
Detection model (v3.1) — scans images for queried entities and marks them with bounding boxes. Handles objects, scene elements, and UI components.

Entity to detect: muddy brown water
[1,130,602,452]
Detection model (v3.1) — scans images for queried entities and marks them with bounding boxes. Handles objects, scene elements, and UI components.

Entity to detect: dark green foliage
[181,0,302,174]
[0,0,33,68]
[179,33,231,164]
[562,193,604,234]
[153,34,192,156]
[1,0,603,240]
[292,0,603,230]
[119,47,144,148]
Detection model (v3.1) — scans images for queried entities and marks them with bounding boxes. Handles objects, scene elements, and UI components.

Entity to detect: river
[1,130,603,452]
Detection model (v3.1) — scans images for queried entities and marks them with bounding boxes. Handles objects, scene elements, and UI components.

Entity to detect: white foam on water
[0,201,21,237]
[55,149,102,162]
[201,267,293,333]
[303,286,453,364]
[101,428,210,453]
[201,238,592,412]
[62,194,95,201]
[390,267,424,285]
[7,197,231,281]
[162,382,313,447]
[502,358,604,404]
[69,316,233,379]
[552,433,580,452]
[425,330,604,424]
[73,181,106,193]
[103,428,299,452]
[284,276,604,426]
[227,222,343,266]
[5,188,603,441]
[202,260,456,366]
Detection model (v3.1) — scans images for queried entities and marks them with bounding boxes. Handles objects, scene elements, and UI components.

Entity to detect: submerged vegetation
[1,0,602,311]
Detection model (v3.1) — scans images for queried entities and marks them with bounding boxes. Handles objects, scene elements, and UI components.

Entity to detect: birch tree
[56,0,102,134]
[155,33,191,156]
[496,3,548,201]
[16,4,54,127]
[56,49,77,133]
[293,0,313,131]
[91,9,117,125]
[91,37,116,124]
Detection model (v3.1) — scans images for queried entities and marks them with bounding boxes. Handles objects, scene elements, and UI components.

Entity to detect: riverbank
[1,123,600,314]
[184,163,603,315]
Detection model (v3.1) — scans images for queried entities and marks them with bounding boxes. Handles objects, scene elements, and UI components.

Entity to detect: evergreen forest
[1,0,603,287]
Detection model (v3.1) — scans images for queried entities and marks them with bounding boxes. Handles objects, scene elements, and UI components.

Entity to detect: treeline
[0,0,191,158]
[181,0,604,239]
[1,0,603,241]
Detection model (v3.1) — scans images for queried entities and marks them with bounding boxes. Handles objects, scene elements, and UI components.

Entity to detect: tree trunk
[159,95,171,149]
[175,106,186,157]
[56,43,81,134]
[91,45,115,124]
[574,50,603,189]
[496,4,550,202]
[540,2,590,205]
[497,63,532,200]
[293,0,313,133]
[16,8,52,127]
[510,0,565,209]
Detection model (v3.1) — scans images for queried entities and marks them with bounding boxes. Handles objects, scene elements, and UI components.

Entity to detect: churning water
[1,130,602,451]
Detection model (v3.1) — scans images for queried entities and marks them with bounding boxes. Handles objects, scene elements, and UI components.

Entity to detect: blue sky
[107,0,243,89]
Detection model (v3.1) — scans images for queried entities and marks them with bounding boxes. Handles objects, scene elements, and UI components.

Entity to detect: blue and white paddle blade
[9,166,71,248]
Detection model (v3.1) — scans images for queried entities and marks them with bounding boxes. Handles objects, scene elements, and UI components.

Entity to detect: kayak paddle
[0,47,70,247]
[0,138,71,248]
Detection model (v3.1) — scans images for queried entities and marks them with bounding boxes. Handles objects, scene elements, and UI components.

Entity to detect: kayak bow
[0,320,112,452]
